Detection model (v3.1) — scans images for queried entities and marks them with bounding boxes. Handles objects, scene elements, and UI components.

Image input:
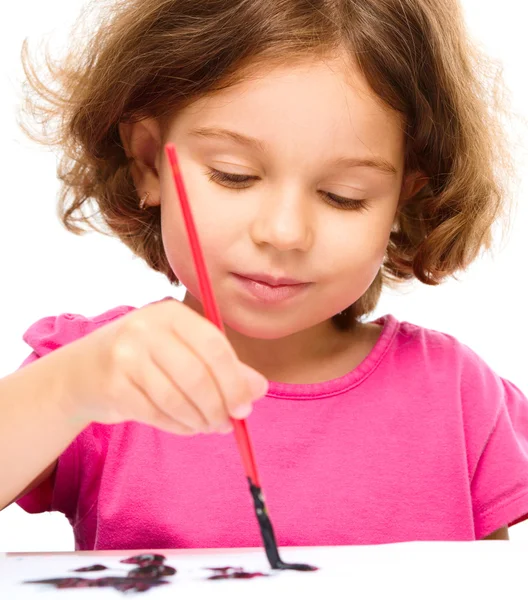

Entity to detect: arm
[0,346,89,510]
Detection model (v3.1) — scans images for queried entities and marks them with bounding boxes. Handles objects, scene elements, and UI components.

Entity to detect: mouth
[231,272,312,305]
[233,272,309,287]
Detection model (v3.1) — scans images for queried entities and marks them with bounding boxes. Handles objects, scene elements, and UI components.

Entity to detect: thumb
[239,363,269,398]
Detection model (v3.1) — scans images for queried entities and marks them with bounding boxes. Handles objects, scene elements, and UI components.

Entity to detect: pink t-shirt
[16,299,528,550]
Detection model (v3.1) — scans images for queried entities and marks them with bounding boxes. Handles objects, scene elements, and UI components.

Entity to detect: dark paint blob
[110,579,169,593]
[94,577,169,592]
[248,480,318,572]
[274,560,319,572]
[25,554,176,594]
[207,566,267,580]
[26,578,89,589]
[128,564,177,578]
[72,564,108,572]
[24,576,169,592]
[120,553,167,567]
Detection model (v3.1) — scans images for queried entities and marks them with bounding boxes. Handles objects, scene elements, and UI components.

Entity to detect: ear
[118,118,163,207]
[399,171,429,207]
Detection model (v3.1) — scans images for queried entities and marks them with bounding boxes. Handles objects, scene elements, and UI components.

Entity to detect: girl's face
[143,56,419,339]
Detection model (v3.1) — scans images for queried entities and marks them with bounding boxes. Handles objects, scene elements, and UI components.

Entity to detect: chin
[223,306,333,339]
[223,314,308,340]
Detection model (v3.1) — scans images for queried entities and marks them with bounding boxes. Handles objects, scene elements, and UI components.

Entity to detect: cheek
[159,175,238,285]
[160,204,193,282]
[330,212,393,267]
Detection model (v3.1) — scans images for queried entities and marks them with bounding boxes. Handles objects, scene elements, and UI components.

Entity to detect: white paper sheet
[1,542,527,599]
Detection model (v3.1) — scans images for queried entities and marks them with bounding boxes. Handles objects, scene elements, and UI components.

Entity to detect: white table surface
[1,542,526,599]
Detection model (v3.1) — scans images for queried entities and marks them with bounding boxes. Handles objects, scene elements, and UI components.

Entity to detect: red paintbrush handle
[231,416,261,488]
[165,143,262,489]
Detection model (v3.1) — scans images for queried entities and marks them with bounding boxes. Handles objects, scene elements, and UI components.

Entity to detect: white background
[0,1,526,551]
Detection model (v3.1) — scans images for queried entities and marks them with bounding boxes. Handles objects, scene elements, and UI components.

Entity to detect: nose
[249,186,314,252]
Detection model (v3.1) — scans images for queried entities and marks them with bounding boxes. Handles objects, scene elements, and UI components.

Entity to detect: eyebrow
[329,156,398,176]
[189,127,267,154]
[188,127,398,175]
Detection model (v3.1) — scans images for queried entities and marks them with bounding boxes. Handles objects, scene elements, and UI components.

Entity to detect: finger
[129,354,211,433]
[124,376,198,435]
[163,307,267,418]
[151,332,232,432]
[233,363,269,419]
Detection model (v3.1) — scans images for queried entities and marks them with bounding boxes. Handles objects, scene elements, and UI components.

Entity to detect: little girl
[2,0,526,550]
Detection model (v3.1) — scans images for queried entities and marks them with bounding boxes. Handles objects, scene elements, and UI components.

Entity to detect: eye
[322,192,370,212]
[206,168,258,189]
[206,168,369,211]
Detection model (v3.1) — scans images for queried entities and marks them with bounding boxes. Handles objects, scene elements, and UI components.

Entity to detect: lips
[231,272,312,305]
[234,272,307,287]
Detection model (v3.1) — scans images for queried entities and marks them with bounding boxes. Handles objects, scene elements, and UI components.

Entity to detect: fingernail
[231,403,253,420]
[244,368,269,398]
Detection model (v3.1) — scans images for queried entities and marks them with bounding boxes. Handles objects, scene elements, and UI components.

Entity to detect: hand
[59,299,268,435]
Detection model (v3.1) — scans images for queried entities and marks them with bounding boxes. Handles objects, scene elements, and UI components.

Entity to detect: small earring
[139,191,150,210]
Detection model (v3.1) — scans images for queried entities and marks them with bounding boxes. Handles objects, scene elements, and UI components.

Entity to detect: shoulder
[390,314,528,438]
[22,303,137,359]
[390,316,497,373]
[387,315,515,415]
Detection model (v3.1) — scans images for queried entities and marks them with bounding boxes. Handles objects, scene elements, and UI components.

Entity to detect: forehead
[169,55,405,167]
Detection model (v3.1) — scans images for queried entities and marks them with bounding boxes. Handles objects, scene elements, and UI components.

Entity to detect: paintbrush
[165,143,315,572]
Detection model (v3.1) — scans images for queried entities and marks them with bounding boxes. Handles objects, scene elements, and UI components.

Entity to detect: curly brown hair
[18,0,514,330]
